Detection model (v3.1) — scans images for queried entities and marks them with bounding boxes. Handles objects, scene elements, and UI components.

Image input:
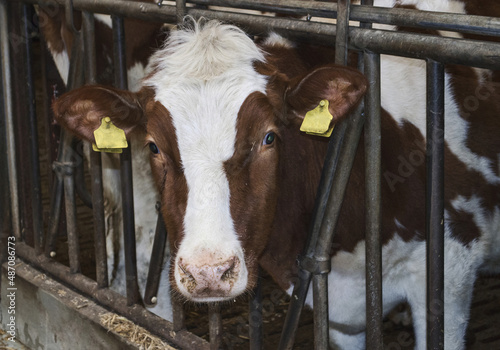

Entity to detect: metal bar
[145,207,168,306]
[176,0,186,22]
[10,3,34,245]
[312,2,350,348]
[426,60,445,350]
[348,28,500,70]
[90,150,108,287]
[15,242,210,349]
[24,0,500,39]
[74,148,93,208]
[61,134,81,274]
[279,1,353,347]
[335,0,350,65]
[0,37,11,262]
[172,297,186,332]
[112,14,141,305]
[82,10,109,288]
[208,304,222,350]
[22,3,44,253]
[10,0,497,69]
[364,51,383,350]
[312,272,329,350]
[189,0,500,37]
[1,0,21,240]
[249,272,263,350]
[45,168,64,258]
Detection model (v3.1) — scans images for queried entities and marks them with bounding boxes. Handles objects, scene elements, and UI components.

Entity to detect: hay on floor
[100,313,176,350]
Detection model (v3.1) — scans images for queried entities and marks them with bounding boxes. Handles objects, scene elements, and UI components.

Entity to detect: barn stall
[1,0,500,349]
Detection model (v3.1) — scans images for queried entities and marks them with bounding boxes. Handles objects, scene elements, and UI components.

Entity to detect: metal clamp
[299,255,331,274]
[52,160,76,177]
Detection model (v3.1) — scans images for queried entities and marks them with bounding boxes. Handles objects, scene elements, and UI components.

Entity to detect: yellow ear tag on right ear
[300,100,335,137]
[92,117,128,154]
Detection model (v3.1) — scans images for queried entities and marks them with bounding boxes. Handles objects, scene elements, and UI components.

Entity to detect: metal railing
[1,0,499,349]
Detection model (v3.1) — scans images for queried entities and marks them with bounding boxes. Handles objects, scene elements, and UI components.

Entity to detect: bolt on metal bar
[21,3,44,254]
[426,59,445,350]
[1,0,21,240]
[364,51,383,350]
[112,14,141,305]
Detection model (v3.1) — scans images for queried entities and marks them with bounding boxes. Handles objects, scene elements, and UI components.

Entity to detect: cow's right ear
[53,85,150,143]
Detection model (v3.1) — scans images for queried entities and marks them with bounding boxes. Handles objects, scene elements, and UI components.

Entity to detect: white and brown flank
[52,1,500,349]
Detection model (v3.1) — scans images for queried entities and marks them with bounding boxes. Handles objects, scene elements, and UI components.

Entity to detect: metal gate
[1,1,500,349]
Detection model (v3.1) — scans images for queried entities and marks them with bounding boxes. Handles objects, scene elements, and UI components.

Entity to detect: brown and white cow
[52,2,500,349]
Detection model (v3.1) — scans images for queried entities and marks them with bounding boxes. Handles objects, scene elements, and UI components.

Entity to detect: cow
[51,2,500,350]
[37,4,173,319]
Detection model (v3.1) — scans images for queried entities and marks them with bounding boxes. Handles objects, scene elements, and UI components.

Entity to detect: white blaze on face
[146,21,267,300]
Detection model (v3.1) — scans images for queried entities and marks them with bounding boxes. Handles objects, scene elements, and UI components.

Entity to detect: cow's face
[53,21,366,303]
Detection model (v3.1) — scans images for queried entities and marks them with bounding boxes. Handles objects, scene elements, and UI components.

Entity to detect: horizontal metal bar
[189,0,500,37]
[17,0,499,69]
[349,27,500,70]
[16,242,210,349]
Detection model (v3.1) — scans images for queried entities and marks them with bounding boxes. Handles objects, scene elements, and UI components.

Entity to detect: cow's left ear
[284,65,367,124]
[53,85,151,143]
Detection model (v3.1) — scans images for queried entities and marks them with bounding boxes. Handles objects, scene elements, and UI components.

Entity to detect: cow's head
[53,20,366,302]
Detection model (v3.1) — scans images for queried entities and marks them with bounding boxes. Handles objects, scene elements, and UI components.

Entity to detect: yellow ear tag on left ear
[300,100,335,137]
[92,117,128,154]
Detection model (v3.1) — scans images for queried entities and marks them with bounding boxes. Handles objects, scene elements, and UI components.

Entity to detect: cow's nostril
[220,258,236,281]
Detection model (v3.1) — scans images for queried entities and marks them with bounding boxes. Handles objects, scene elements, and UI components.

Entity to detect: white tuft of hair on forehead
[145,20,268,295]
[147,18,266,82]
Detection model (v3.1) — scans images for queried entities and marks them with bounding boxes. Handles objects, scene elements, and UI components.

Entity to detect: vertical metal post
[62,140,81,274]
[83,11,108,288]
[249,271,263,350]
[311,1,352,349]
[1,0,21,240]
[112,14,141,305]
[364,51,383,350]
[0,24,11,263]
[208,304,222,350]
[279,1,359,349]
[426,59,445,350]
[176,0,187,22]
[145,205,168,306]
[21,4,44,253]
[172,297,186,331]
[335,0,350,65]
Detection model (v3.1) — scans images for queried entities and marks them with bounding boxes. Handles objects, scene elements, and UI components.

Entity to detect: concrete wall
[1,260,139,350]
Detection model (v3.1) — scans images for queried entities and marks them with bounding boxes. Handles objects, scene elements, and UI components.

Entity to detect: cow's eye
[263,132,275,146]
[149,142,160,154]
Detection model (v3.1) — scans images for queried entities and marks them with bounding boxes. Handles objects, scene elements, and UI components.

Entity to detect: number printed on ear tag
[300,100,335,137]
[93,117,128,153]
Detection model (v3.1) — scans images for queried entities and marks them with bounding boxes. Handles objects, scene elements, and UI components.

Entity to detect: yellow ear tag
[300,100,335,137]
[92,117,128,154]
